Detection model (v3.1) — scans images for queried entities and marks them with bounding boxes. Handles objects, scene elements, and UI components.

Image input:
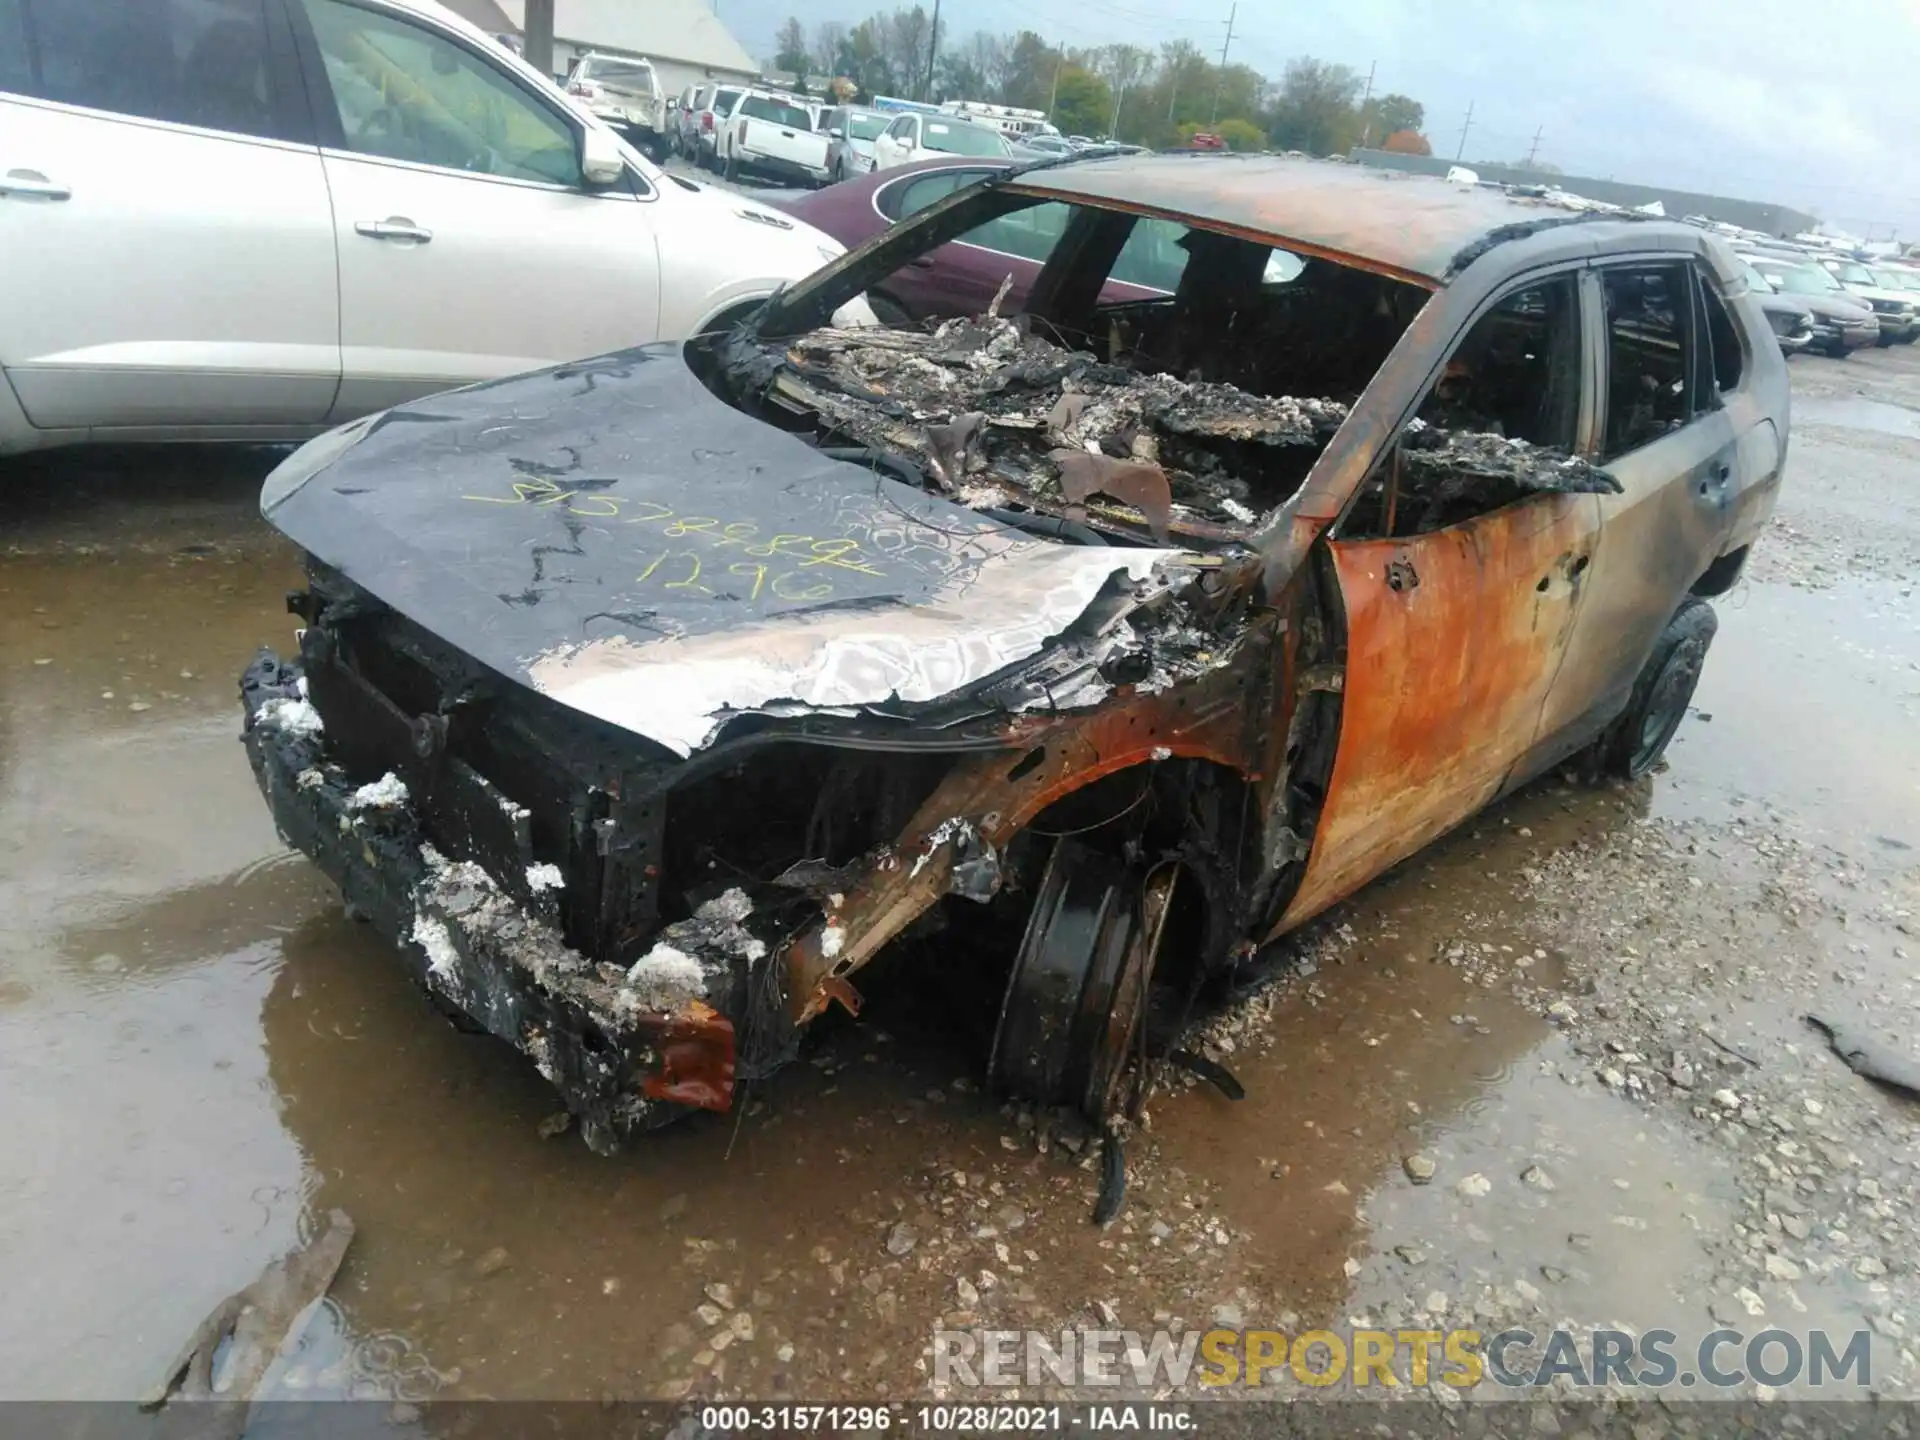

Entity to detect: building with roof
[444,0,758,92]
[1350,148,1817,240]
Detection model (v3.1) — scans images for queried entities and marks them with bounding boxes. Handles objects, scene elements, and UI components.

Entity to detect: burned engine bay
[724,313,1621,549]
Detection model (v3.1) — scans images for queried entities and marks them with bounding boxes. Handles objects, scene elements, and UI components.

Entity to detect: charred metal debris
[723,314,1617,548]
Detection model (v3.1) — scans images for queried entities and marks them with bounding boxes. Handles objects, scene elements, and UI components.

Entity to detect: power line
[1210,3,1236,124]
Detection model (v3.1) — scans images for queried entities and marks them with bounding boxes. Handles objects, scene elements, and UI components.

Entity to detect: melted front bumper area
[239,653,738,1154]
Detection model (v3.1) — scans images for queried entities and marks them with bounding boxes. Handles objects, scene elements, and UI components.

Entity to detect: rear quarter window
[1696,267,1744,396]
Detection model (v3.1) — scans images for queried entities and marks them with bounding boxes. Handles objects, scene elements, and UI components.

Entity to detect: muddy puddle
[4,401,1917,1404]
[1654,573,1920,849]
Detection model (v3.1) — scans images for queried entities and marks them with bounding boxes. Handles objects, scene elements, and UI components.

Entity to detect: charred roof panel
[1010,155,1644,285]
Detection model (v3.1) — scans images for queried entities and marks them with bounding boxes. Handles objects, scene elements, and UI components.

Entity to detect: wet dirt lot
[3,345,1917,1419]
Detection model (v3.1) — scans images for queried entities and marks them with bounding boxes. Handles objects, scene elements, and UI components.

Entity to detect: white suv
[0,0,852,456]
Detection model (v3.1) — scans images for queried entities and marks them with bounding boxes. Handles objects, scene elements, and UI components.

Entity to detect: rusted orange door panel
[1274,491,1601,932]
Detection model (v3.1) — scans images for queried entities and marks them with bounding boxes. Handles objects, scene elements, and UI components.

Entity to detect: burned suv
[241,155,1788,1153]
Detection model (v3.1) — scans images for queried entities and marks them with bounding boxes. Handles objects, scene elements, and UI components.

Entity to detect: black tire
[1877,333,1894,348]
[1589,597,1717,781]
[723,153,739,183]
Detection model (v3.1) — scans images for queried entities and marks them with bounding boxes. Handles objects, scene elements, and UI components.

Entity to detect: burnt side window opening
[1341,273,1618,540]
[1696,266,1743,398]
[748,191,1424,546]
[1601,262,1693,459]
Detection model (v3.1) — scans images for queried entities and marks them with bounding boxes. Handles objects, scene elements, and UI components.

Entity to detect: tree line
[771,10,1434,156]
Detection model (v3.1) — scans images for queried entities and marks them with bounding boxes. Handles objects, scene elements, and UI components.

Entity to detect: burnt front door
[1274,492,1600,930]
[1270,268,1604,932]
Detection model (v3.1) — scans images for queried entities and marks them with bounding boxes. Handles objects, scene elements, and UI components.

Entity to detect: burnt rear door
[1532,260,1742,758]
[1273,269,1603,931]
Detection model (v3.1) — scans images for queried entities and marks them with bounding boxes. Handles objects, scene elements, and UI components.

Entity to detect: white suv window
[0,0,33,94]
[9,0,284,140]
[300,0,582,187]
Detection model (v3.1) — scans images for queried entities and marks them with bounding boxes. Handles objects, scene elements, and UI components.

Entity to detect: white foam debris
[625,941,707,1000]
[296,675,310,699]
[820,925,845,959]
[1217,497,1258,526]
[956,481,1012,509]
[296,768,325,791]
[1151,746,1173,760]
[695,887,752,925]
[348,772,409,810]
[257,696,324,738]
[526,1030,559,1085]
[526,862,566,893]
[412,913,460,984]
[911,817,971,879]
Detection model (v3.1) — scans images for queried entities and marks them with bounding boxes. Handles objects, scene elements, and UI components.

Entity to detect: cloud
[718,0,1920,230]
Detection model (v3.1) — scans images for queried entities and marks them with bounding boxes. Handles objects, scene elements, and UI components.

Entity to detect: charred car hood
[262,347,1187,756]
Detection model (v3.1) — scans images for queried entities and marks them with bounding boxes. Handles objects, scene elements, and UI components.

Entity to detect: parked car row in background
[1727,237,1920,357]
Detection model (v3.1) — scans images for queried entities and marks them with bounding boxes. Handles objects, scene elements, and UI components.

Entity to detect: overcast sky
[716,0,1920,237]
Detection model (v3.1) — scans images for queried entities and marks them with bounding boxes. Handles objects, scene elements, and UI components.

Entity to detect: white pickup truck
[565,52,669,160]
[718,91,831,188]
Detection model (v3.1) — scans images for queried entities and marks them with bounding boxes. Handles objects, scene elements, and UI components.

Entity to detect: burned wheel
[987,839,1180,1121]
[1592,596,1717,781]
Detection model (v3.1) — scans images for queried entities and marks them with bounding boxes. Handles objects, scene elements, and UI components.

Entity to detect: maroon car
[770,157,1182,324]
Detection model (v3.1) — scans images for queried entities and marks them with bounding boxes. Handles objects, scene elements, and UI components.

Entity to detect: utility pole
[1109,79,1127,140]
[1355,59,1376,149]
[1453,100,1474,162]
[1210,3,1237,125]
[923,0,940,101]
[1523,124,1543,167]
[1048,51,1063,118]
[524,0,554,79]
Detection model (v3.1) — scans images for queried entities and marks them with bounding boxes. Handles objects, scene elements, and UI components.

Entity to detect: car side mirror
[580,124,626,186]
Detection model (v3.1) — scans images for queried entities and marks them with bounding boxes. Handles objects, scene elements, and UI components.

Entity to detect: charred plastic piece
[1396,425,1622,533]
[1049,450,1175,543]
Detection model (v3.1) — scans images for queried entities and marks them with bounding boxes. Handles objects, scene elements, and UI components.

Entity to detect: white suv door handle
[354,217,432,244]
[1,168,72,201]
